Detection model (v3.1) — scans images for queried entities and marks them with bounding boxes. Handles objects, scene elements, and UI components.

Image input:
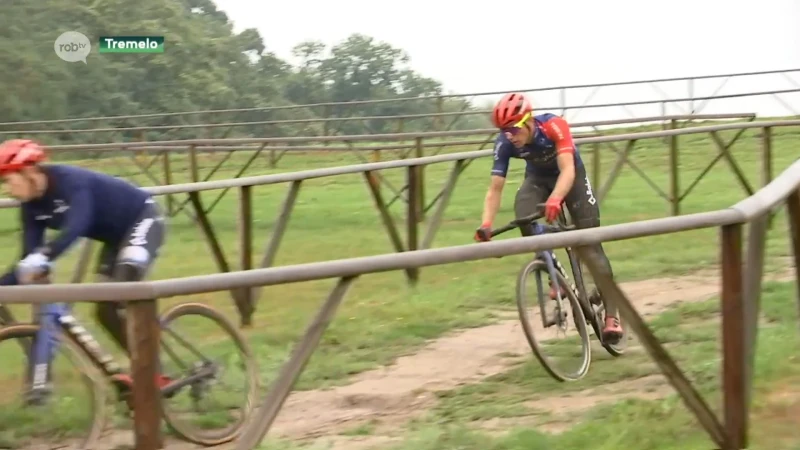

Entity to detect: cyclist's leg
[563,164,623,341]
[514,173,564,299]
[93,242,130,351]
[103,200,166,352]
[107,200,168,388]
[513,173,551,237]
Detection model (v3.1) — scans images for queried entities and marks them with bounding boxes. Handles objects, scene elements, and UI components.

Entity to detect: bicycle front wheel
[159,303,259,446]
[516,259,591,382]
[0,323,107,449]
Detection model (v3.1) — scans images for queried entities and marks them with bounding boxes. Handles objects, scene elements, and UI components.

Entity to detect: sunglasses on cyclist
[500,112,532,135]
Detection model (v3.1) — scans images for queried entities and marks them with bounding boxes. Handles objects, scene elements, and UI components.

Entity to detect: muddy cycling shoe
[602,316,624,344]
[111,373,175,410]
[111,373,173,397]
[110,372,173,390]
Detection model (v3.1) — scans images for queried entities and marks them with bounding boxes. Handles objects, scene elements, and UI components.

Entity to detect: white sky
[215,0,800,121]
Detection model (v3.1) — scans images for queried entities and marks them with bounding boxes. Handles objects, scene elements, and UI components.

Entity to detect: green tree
[0,0,482,143]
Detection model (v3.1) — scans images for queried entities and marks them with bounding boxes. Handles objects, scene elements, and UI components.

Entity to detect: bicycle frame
[1,299,256,446]
[533,220,597,314]
[483,208,627,366]
[26,302,220,399]
[482,210,596,324]
[530,223,568,292]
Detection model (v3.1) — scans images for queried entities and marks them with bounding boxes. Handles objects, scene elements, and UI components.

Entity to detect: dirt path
[268,267,794,443]
[69,266,795,450]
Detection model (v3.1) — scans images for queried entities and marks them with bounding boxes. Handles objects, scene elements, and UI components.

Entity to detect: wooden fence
[0,141,797,450]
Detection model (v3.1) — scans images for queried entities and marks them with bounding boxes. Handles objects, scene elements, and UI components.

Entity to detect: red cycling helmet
[491,92,533,129]
[0,139,47,174]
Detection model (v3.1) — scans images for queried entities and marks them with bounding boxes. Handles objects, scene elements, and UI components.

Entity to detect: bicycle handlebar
[477,204,576,241]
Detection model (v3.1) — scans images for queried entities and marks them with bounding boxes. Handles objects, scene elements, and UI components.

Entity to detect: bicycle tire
[516,259,592,382]
[0,323,108,450]
[159,303,259,446]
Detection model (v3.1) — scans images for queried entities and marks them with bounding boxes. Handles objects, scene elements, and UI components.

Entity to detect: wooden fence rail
[0,119,791,326]
[0,152,797,450]
[8,113,761,223]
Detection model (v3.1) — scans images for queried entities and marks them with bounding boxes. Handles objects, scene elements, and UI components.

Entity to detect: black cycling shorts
[95,199,165,281]
[514,164,601,230]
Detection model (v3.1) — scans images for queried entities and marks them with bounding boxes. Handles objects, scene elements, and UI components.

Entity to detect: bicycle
[477,206,627,382]
[0,277,259,449]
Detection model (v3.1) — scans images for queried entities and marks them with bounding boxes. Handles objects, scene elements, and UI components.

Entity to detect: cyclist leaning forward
[473,93,624,343]
[0,138,170,388]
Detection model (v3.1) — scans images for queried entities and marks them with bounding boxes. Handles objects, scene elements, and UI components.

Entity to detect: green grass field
[0,120,797,448]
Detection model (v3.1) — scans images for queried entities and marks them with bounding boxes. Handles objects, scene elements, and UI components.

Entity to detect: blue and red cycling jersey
[491,113,584,178]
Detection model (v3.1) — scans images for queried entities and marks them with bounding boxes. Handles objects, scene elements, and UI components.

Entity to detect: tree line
[1,0,486,143]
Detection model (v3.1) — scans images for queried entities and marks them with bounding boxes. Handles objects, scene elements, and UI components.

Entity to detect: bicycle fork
[26,304,124,406]
[536,251,584,330]
[538,252,582,301]
[26,304,68,405]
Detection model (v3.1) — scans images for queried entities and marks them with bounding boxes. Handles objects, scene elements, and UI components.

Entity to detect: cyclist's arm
[0,261,19,285]
[482,140,510,225]
[541,116,577,199]
[0,208,46,285]
[40,181,93,260]
[0,271,17,286]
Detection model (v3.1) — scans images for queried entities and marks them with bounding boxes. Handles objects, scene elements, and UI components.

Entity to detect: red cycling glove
[544,196,563,223]
[474,222,492,242]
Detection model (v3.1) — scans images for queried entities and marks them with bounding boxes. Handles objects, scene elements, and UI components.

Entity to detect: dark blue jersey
[491,113,584,178]
[0,164,152,285]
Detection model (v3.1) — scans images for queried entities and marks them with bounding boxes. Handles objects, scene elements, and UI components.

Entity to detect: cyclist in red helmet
[474,93,624,343]
[0,138,171,389]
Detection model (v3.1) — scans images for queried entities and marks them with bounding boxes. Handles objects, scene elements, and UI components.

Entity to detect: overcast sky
[214,0,800,120]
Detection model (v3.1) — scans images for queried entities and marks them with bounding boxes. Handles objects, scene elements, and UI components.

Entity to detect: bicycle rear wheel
[516,259,591,382]
[159,303,258,446]
[0,323,107,449]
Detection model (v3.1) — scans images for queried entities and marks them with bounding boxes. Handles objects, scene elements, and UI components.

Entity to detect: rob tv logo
[54,31,91,64]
